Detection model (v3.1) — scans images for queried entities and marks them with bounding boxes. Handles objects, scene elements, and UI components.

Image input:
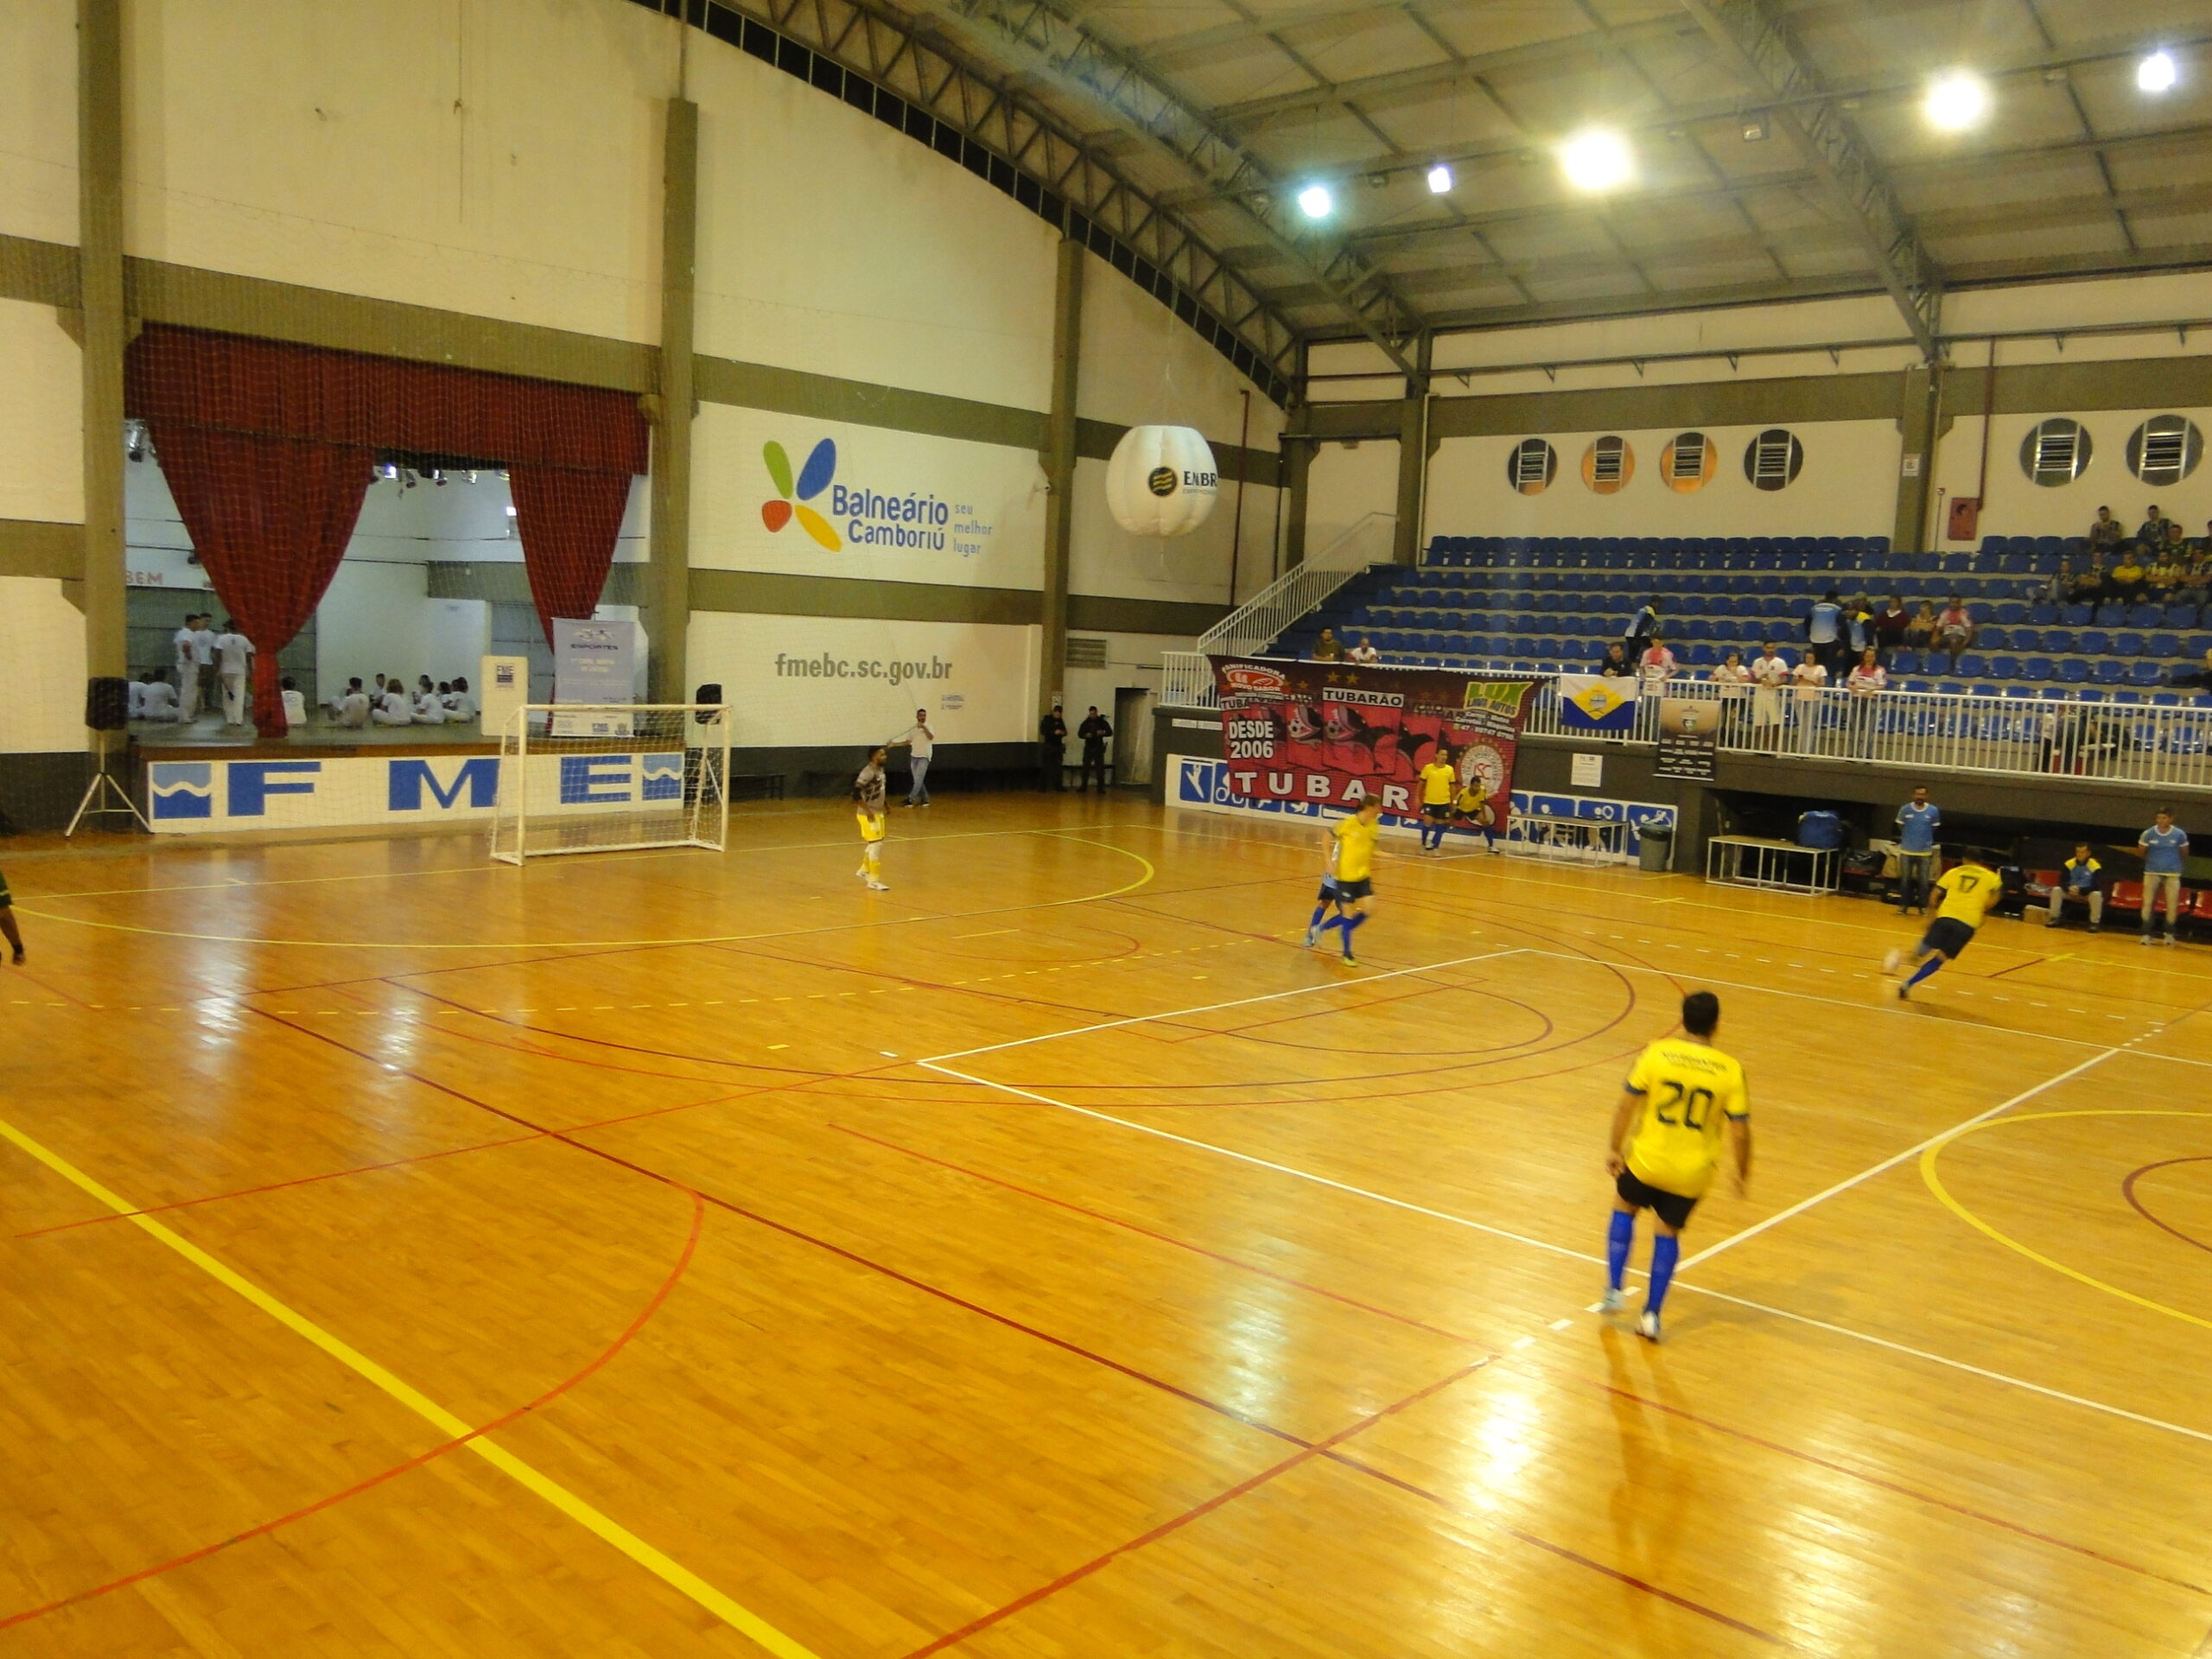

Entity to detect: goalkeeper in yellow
[1600,989,1751,1343]
[854,746,890,890]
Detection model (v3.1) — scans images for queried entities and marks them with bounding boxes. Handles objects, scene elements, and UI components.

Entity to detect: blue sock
[1647,1233,1680,1315]
[1340,912,1367,957]
[1906,953,1945,988]
[1307,901,1331,932]
[1605,1209,1634,1289]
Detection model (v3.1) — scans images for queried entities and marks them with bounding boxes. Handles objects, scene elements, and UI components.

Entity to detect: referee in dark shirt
[1077,707,1113,791]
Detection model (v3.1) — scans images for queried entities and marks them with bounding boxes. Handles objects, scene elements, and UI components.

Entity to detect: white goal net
[489,703,730,864]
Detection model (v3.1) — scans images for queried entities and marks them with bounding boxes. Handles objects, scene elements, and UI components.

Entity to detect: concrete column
[1892,362,1942,556]
[1038,235,1083,715]
[646,97,697,705]
[1281,436,1312,570]
[78,0,126,683]
[1390,333,1432,566]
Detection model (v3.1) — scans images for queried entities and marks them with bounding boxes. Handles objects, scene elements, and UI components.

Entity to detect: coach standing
[1895,785,1940,914]
[889,709,935,806]
[1038,700,1067,791]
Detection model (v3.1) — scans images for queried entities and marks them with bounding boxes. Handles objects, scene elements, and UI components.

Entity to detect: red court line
[1567,1370,2212,1599]
[2122,1155,2212,1257]
[899,1360,1490,1659]
[831,1123,1481,1344]
[1319,1447,1791,1649]
[0,1187,705,1633]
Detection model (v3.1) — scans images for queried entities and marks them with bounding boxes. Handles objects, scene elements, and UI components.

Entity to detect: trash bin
[1637,823,1673,873]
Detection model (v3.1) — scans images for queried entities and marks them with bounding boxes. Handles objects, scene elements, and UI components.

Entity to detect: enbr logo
[1146,466,1178,498]
[761,439,842,550]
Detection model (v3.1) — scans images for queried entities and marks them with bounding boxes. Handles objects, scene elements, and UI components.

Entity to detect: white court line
[922,1055,2212,1449]
[1677,1046,2120,1270]
[1510,945,2212,1069]
[927,946,1519,1065]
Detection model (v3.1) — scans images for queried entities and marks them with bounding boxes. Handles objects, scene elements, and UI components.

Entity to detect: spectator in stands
[1312,627,1343,662]
[1936,594,1975,671]
[2139,810,2190,945]
[1712,649,1751,741]
[2108,543,2147,601]
[1625,596,1662,658]
[2171,646,2212,690]
[1905,601,1938,652]
[1804,588,1844,675]
[1894,786,1939,914]
[134,669,177,721]
[1870,594,1910,666]
[372,675,412,725]
[1637,634,1676,690]
[1749,641,1790,748]
[2198,520,2212,557]
[2149,546,2184,601]
[2077,544,2112,602]
[2177,559,2212,614]
[2042,559,2076,605]
[279,677,307,727]
[1596,641,1634,677]
[1846,647,1887,696]
[2139,505,2167,548]
[1345,632,1380,665]
[1789,650,1828,752]
[2044,843,2104,931]
[2167,520,2191,559]
[2088,505,2121,555]
[328,677,370,727]
[1844,594,1875,658]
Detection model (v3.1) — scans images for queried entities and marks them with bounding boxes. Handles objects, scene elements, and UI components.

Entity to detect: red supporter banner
[1211,656,1538,825]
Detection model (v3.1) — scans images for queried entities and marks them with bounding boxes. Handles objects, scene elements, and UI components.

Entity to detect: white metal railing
[1197,512,1397,658]
[1159,657,2212,791]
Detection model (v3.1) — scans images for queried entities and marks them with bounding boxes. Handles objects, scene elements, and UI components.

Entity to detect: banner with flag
[1211,656,1536,831]
[1555,673,1640,734]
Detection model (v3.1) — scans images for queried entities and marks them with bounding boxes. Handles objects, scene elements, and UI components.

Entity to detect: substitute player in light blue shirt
[2138,810,2190,945]
[1895,787,1940,915]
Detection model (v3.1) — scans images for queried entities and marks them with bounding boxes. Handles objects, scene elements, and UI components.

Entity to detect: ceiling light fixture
[1427,162,1453,194]
[1297,183,1333,219]
[2139,49,2178,93]
[1559,128,1634,193]
[1923,70,1990,131]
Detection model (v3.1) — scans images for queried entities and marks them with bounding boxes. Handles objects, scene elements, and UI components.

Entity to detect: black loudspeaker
[694,682,723,722]
[85,676,130,732]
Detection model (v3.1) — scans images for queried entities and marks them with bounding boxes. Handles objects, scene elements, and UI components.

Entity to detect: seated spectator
[1872,594,1910,663]
[2088,505,2121,554]
[2197,520,2212,559]
[2042,559,2076,605]
[1344,633,1380,665]
[329,677,370,727]
[2076,546,2112,602]
[280,677,307,727]
[1311,626,1343,662]
[2044,843,2105,931]
[2138,505,2167,547]
[2108,544,2147,601]
[411,674,448,724]
[2149,553,2184,600]
[1637,634,1677,690]
[1936,594,1975,670]
[371,674,412,725]
[1596,641,1635,677]
[444,676,478,721]
[1846,647,1887,695]
[1905,601,1938,650]
[136,668,178,721]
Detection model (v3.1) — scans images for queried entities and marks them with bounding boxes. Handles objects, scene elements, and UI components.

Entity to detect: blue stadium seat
[2064,603,2094,626]
[2029,603,2057,626]
[1989,655,2020,679]
[2096,602,2127,626]
[2151,632,2182,658]
[1891,648,1922,674]
[1979,626,2010,650]
[2132,604,2165,628]
[2058,658,2091,683]
[1955,653,1987,677]
[2078,630,2111,654]
[1994,601,2028,624]
[2170,604,2202,629]
[2132,661,2165,687]
[2095,659,2126,685]
[2023,655,2054,681]
[2116,632,2146,656]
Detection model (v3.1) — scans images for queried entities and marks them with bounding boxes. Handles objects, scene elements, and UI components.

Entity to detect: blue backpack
[1796,810,1845,850]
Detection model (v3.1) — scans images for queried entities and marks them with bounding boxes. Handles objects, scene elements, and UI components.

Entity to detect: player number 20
[1651,1081,1715,1131]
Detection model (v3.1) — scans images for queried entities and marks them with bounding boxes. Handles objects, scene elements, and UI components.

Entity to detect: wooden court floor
[2,792,2209,1656]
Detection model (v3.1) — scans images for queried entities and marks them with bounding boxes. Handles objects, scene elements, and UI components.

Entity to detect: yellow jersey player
[1304,795,1383,963]
[1883,851,2002,997]
[1452,775,1498,853]
[853,746,890,890]
[1601,990,1751,1342]
[1416,746,1456,855]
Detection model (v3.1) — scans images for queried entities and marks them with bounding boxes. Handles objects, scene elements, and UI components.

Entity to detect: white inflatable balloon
[1105,425,1220,537]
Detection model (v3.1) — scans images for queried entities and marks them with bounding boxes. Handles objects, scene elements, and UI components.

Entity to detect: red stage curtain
[509,467,634,646]
[149,428,373,737]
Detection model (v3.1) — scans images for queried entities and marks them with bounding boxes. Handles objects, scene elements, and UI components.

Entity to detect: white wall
[1425,422,1900,542]
[690,40,1054,409]
[1306,439,1400,559]
[317,560,427,692]
[124,0,671,340]
[0,577,88,753]
[420,597,491,686]
[0,300,80,524]
[1930,404,2212,545]
[1061,629,1183,722]
[0,0,77,246]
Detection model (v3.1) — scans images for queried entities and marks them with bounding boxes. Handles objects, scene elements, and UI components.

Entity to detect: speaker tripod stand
[66,729,151,837]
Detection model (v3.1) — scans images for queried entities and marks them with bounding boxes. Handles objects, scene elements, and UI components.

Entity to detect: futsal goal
[489,703,730,864]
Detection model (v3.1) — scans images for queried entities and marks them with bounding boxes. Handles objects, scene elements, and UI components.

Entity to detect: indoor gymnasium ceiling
[871,0,2212,370]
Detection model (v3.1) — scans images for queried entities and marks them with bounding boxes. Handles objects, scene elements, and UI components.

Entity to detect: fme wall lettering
[146,753,683,833]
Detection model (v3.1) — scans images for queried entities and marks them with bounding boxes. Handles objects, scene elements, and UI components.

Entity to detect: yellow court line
[17,831,1155,951]
[1921,1108,2212,1334]
[0,1113,818,1659]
